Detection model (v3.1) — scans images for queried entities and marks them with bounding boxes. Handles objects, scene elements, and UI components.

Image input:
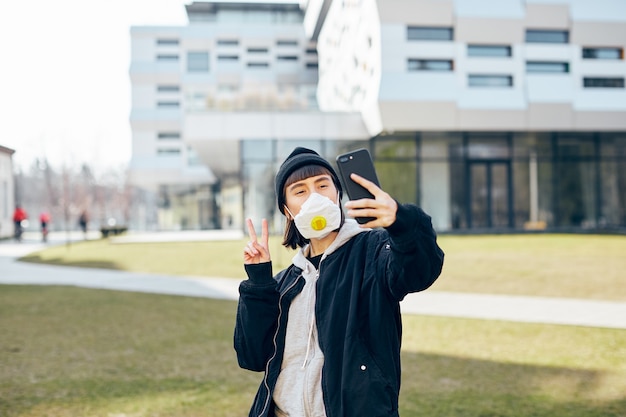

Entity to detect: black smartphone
[336,148,380,224]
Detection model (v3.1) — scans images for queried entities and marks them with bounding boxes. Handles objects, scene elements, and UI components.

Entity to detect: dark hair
[281,165,344,249]
[275,147,342,215]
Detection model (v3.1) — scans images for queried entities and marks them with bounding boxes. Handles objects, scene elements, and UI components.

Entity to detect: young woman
[235,147,444,417]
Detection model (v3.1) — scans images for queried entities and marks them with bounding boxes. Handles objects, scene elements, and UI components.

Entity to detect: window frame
[526,61,570,73]
[156,39,179,46]
[157,132,181,140]
[157,85,180,93]
[582,47,623,60]
[467,45,512,58]
[156,54,179,62]
[468,74,514,88]
[217,39,239,46]
[187,51,210,72]
[525,29,569,44]
[583,77,625,88]
[157,101,181,108]
[407,26,454,41]
[407,59,454,72]
[247,62,270,68]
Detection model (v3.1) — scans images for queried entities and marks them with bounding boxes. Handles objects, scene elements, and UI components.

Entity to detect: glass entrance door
[468,161,512,228]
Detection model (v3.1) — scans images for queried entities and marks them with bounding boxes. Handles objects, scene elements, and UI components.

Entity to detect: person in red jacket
[235,147,445,417]
[12,206,28,242]
[39,211,51,242]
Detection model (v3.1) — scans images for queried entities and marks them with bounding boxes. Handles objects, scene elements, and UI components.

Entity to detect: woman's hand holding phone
[244,218,271,264]
[344,173,397,228]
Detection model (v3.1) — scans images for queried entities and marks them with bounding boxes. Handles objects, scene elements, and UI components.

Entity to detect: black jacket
[234,204,444,416]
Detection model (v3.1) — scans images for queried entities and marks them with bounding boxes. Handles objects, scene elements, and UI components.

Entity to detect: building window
[468,75,513,87]
[306,62,318,69]
[217,39,239,46]
[526,61,570,73]
[583,77,625,88]
[187,51,209,72]
[247,62,269,68]
[187,146,202,166]
[306,48,317,55]
[218,55,239,61]
[468,45,512,57]
[277,55,298,61]
[157,148,181,155]
[158,132,181,140]
[157,54,179,62]
[526,30,569,43]
[157,85,180,92]
[407,26,453,41]
[277,40,298,46]
[157,101,180,108]
[582,47,623,60]
[407,59,453,71]
[157,39,179,46]
[247,47,268,54]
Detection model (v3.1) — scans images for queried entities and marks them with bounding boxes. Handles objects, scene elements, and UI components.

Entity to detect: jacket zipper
[317,260,330,417]
[306,257,330,417]
[258,273,303,417]
[303,267,320,417]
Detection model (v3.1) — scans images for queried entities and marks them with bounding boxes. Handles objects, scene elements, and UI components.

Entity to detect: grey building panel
[457,109,526,131]
[527,103,575,130]
[572,21,626,46]
[379,101,457,130]
[377,0,454,25]
[575,111,626,130]
[455,17,524,43]
[525,3,570,29]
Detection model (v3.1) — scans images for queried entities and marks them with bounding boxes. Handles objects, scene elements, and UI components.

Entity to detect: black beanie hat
[275,147,342,214]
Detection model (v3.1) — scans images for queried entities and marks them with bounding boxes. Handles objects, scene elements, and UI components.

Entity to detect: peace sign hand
[244,218,271,264]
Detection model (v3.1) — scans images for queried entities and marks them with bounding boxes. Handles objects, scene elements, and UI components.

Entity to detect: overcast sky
[0,0,298,174]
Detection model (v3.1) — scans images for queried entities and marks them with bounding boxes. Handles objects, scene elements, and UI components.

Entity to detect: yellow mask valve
[310,216,327,231]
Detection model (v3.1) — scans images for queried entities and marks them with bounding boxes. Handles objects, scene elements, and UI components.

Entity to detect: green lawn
[20,233,626,300]
[3,233,626,416]
[1,286,624,417]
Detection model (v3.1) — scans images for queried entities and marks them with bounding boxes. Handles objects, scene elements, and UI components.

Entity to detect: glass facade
[234,132,626,233]
[372,132,626,231]
[239,139,367,233]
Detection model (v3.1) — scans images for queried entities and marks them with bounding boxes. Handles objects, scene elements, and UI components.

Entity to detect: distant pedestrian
[78,210,88,239]
[12,206,27,242]
[39,211,51,242]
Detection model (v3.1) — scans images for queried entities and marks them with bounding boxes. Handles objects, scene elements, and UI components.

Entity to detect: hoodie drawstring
[301,262,317,370]
[301,316,315,369]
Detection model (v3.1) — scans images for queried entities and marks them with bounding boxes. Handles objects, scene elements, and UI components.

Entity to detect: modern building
[0,145,16,239]
[129,0,626,233]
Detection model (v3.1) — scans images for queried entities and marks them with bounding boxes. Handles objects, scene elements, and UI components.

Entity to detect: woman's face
[284,174,338,218]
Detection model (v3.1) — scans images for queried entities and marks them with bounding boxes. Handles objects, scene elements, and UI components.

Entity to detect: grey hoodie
[274,219,365,416]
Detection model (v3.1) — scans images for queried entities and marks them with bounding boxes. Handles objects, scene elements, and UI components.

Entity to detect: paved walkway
[1,232,625,330]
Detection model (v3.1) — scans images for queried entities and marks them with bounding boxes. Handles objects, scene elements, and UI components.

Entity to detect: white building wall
[315,0,626,134]
[316,0,383,133]
[0,147,15,239]
[129,6,323,189]
[129,1,626,231]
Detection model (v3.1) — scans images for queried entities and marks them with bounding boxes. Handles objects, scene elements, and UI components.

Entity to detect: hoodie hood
[292,218,366,270]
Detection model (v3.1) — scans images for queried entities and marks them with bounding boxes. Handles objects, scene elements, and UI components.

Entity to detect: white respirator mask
[286,193,342,240]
